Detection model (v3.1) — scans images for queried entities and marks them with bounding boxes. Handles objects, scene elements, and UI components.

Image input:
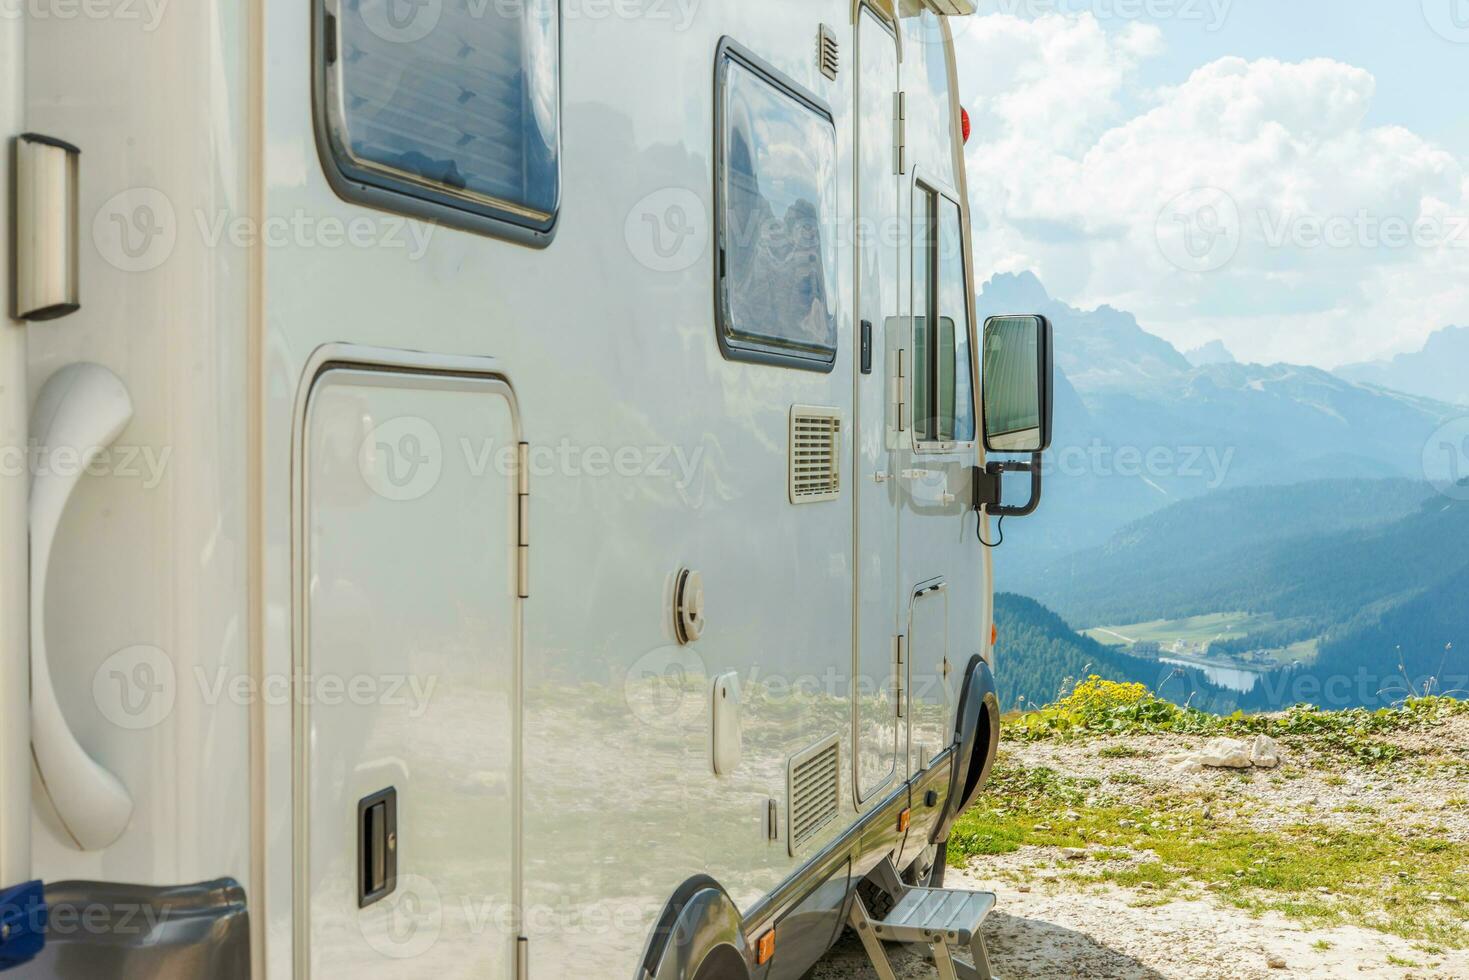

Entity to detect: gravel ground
[809,714,1469,979]
[810,865,1469,979]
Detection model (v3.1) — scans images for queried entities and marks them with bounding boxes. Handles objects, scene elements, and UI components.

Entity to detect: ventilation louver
[790,407,842,503]
[788,735,840,855]
[818,25,839,81]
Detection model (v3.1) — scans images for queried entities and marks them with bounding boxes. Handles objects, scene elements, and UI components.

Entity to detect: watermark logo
[359,0,442,43]
[93,189,437,271]
[1423,417,1469,501]
[1156,187,1241,274]
[359,416,444,502]
[0,0,171,31]
[93,645,177,731]
[1423,0,1469,42]
[624,188,709,273]
[976,0,1232,30]
[624,646,706,729]
[93,188,177,274]
[361,874,444,959]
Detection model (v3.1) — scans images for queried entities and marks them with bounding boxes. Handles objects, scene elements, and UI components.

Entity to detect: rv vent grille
[790,407,841,503]
[788,735,840,855]
[818,25,839,81]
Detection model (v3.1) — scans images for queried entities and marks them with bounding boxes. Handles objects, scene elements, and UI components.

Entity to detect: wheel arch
[935,654,1001,842]
[638,875,751,980]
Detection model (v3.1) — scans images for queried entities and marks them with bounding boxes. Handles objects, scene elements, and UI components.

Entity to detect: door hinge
[517,442,530,599]
[895,634,906,719]
[516,936,529,980]
[895,348,908,433]
[894,91,907,174]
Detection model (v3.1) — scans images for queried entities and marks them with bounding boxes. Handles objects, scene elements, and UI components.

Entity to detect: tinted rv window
[914,186,975,444]
[322,0,560,237]
[716,44,839,370]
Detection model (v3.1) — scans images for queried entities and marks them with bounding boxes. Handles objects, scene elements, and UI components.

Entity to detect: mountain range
[977,273,1462,580]
[1337,325,1469,407]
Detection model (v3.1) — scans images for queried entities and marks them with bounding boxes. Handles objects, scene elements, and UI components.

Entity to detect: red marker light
[961,106,971,144]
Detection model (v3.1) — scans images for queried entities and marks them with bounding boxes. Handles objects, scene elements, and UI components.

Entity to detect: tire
[855,876,896,921]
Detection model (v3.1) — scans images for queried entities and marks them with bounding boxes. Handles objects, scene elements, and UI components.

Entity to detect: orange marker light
[756,930,776,965]
[898,808,911,833]
[991,622,998,647]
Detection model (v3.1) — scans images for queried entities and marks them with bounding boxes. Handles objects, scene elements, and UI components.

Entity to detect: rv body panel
[4,2,996,978]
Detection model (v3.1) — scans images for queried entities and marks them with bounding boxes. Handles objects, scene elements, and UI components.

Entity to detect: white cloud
[956,15,1469,368]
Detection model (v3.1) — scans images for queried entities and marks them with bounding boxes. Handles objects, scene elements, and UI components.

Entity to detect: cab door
[852,5,904,806]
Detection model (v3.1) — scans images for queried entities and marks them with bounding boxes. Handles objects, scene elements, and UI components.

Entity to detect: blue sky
[954,3,1469,369]
[1136,3,1469,159]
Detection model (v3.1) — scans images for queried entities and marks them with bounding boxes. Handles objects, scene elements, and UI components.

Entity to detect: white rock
[1183,738,1254,770]
[1251,735,1284,769]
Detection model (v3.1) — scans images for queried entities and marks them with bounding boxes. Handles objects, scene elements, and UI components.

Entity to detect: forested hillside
[1011,482,1462,632]
[993,593,1240,713]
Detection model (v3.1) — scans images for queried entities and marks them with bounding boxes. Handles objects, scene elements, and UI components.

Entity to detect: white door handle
[29,363,134,850]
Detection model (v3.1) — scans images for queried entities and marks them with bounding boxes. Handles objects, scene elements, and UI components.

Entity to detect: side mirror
[982,314,1053,454]
[974,314,1054,522]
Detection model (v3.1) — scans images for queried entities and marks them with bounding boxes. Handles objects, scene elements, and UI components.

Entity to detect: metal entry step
[847,859,998,980]
[872,887,995,947]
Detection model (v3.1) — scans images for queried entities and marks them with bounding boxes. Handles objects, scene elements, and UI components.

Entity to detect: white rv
[0,1,1055,978]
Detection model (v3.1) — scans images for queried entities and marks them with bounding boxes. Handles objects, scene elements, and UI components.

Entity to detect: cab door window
[913,185,976,444]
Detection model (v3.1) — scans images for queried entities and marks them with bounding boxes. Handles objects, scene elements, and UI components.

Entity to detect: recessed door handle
[359,787,398,908]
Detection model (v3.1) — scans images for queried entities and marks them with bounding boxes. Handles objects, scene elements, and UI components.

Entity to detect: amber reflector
[757,930,775,965]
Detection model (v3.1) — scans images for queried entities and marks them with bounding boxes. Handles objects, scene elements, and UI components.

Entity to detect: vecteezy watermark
[360,416,445,503]
[1257,210,1469,252]
[1047,440,1236,489]
[1158,190,1469,274]
[624,187,709,274]
[94,645,177,731]
[93,188,178,274]
[1423,416,1469,502]
[94,648,442,730]
[361,874,444,959]
[0,0,170,31]
[92,187,437,273]
[355,0,699,45]
[1422,0,1469,42]
[977,0,1233,31]
[623,651,958,732]
[1156,187,1242,274]
[1155,663,1469,715]
[0,441,170,489]
[356,416,708,503]
[623,188,943,275]
[624,646,708,730]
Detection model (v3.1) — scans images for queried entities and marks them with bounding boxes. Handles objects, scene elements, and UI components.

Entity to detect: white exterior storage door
[298,365,521,978]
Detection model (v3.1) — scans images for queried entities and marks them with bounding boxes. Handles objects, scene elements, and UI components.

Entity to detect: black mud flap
[935,655,1001,843]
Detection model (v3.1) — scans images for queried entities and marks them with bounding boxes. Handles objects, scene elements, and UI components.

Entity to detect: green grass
[1097,745,1147,759]
[1006,677,1467,766]
[949,759,1469,948]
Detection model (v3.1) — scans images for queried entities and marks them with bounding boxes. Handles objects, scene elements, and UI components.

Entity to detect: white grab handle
[29,363,134,851]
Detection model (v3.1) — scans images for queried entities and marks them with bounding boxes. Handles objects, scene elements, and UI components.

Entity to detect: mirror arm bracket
[973,453,1043,519]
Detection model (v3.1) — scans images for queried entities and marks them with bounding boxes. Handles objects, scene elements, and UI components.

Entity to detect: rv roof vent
[788,735,840,855]
[818,24,839,81]
[790,407,841,504]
